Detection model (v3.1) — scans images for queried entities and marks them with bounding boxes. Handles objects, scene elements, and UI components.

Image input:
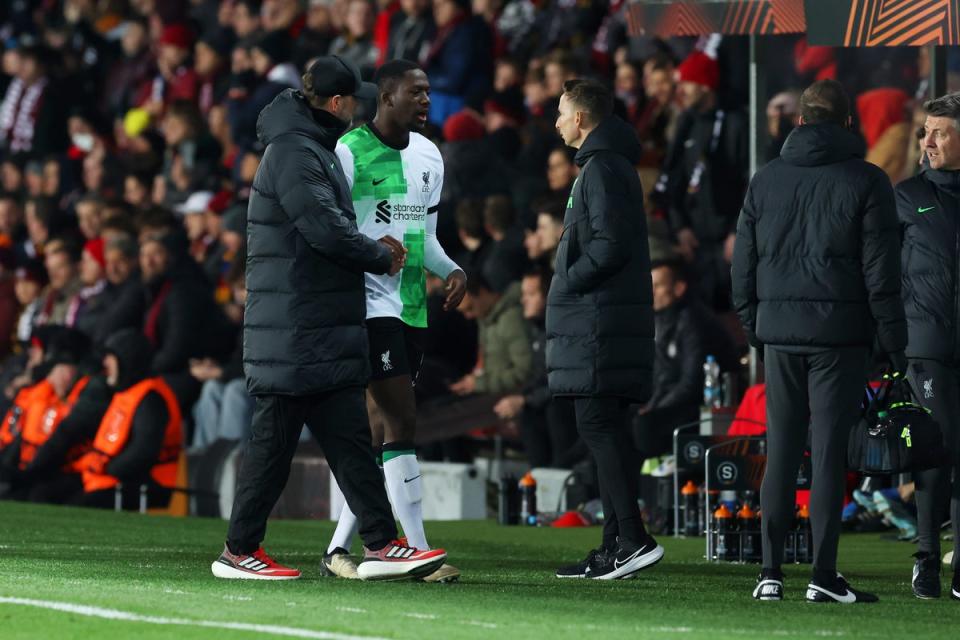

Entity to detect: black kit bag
[848,373,950,475]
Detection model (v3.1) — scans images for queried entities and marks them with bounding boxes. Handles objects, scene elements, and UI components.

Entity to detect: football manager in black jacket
[895,92,960,600]
[548,79,663,580]
[212,56,447,582]
[732,79,906,603]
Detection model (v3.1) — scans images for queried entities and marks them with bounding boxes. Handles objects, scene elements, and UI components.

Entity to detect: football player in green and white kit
[322,60,467,583]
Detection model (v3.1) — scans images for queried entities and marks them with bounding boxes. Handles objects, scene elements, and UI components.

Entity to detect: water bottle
[703,355,721,408]
[737,502,760,562]
[519,472,537,526]
[681,480,700,536]
[498,475,519,525]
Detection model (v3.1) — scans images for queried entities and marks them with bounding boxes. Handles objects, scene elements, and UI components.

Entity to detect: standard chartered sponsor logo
[374,200,427,223]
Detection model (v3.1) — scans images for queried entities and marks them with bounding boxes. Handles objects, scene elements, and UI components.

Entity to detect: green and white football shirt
[336,125,445,328]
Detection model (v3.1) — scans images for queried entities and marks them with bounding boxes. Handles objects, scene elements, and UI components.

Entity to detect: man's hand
[449,374,476,396]
[379,235,407,276]
[189,358,223,382]
[677,227,699,262]
[493,394,525,419]
[443,269,467,311]
[723,232,736,264]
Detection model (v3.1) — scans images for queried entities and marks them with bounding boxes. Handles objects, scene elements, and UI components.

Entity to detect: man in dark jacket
[214,56,446,582]
[634,259,737,461]
[548,79,662,580]
[895,92,960,601]
[732,79,907,603]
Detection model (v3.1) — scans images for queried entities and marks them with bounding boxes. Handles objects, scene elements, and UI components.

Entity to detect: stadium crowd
[0,0,946,512]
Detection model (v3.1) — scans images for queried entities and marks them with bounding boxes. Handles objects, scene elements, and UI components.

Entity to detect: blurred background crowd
[0,0,953,511]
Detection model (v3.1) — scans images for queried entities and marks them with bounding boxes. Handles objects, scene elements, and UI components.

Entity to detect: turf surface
[0,501,958,639]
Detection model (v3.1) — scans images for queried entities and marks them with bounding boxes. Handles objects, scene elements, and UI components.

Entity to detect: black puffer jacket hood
[575,116,642,167]
[104,328,153,391]
[780,122,865,167]
[257,89,345,150]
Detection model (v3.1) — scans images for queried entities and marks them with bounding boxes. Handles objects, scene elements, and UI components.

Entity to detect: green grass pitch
[0,501,958,639]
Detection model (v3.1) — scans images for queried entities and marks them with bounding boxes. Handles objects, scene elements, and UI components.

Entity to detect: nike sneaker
[805,573,878,603]
[356,540,446,581]
[555,546,611,579]
[753,569,784,601]
[912,552,940,599]
[588,536,664,580]
[320,547,359,579]
[211,544,301,580]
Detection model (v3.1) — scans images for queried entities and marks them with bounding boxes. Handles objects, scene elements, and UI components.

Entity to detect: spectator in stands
[0,195,28,265]
[634,259,737,462]
[0,45,68,158]
[233,0,264,38]
[546,146,578,197]
[481,194,527,292]
[451,274,532,396]
[104,17,154,120]
[37,242,82,326]
[494,266,578,468]
[657,49,748,311]
[66,239,109,338]
[227,32,301,150]
[295,0,338,68]
[637,53,677,168]
[93,235,145,346]
[73,328,182,510]
[425,0,492,124]
[524,196,564,267]
[453,198,490,275]
[195,29,233,118]
[329,0,379,78]
[23,197,55,260]
[0,249,17,359]
[189,259,252,451]
[158,100,223,209]
[387,0,435,62]
[138,23,199,116]
[74,196,104,242]
[857,87,911,184]
[13,262,46,347]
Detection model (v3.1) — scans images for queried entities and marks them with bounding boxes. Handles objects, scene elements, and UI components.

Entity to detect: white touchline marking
[223,595,253,601]
[463,621,497,629]
[336,607,368,614]
[402,613,437,620]
[0,597,388,640]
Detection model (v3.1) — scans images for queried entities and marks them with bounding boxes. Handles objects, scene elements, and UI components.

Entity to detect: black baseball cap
[306,55,377,100]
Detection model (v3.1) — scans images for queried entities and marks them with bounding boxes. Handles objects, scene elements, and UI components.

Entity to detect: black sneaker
[555,546,610,579]
[806,573,878,604]
[587,536,664,581]
[952,565,960,601]
[912,552,940,599]
[753,569,784,601]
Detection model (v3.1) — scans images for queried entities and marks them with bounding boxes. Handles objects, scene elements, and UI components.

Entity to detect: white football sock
[327,500,358,554]
[383,448,428,550]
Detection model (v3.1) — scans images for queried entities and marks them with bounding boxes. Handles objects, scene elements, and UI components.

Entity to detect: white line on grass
[0,596,388,640]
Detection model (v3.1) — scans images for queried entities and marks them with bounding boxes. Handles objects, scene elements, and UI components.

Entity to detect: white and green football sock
[382,442,428,550]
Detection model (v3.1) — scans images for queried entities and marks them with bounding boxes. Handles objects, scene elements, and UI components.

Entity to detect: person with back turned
[732,79,907,603]
[210,55,446,582]
[548,78,663,580]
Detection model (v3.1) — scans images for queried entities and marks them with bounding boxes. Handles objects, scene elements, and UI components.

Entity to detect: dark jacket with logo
[245,89,393,396]
[896,168,960,362]
[649,297,738,413]
[546,116,654,401]
[731,123,906,354]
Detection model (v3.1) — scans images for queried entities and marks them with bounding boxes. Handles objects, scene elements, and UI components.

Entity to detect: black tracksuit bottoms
[573,396,648,548]
[761,346,867,574]
[226,386,397,554]
[907,359,960,568]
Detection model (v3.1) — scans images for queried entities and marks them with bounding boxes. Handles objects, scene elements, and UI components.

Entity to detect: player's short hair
[799,79,850,126]
[561,79,613,127]
[374,59,422,93]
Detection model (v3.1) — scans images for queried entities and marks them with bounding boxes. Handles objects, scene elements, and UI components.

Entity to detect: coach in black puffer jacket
[244,89,393,396]
[731,121,906,354]
[546,116,654,401]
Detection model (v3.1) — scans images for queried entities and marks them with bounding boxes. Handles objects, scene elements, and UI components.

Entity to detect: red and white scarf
[0,77,48,153]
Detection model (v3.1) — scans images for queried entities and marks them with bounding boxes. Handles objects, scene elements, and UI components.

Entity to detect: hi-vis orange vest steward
[18,376,90,469]
[80,377,182,493]
[0,381,57,450]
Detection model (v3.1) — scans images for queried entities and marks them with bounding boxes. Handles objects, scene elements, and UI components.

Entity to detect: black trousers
[573,396,646,548]
[226,386,397,554]
[907,359,960,567]
[761,346,867,574]
[519,398,579,469]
